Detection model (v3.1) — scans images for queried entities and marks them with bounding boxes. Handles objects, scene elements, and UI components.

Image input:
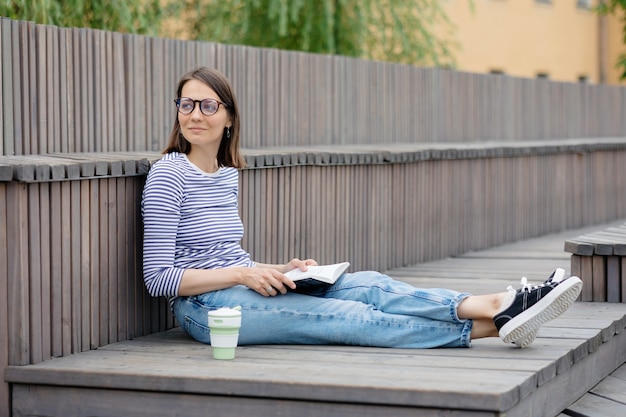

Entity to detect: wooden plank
[35,23,47,153]
[93,29,105,151]
[112,32,125,152]
[99,180,109,346]
[265,168,274,262]
[50,182,62,358]
[6,182,30,365]
[80,180,90,351]
[49,25,60,153]
[104,30,113,152]
[124,177,137,340]
[62,26,73,153]
[0,163,12,181]
[0,183,9,412]
[623,257,626,304]
[612,363,626,382]
[593,255,607,302]
[9,20,22,155]
[27,184,43,364]
[571,255,582,300]
[116,177,128,342]
[89,179,100,349]
[566,391,626,417]
[0,155,81,181]
[108,179,118,343]
[70,181,82,353]
[84,28,95,152]
[0,18,6,155]
[602,228,626,255]
[568,234,626,256]
[61,181,72,355]
[590,374,626,405]
[581,256,594,302]
[19,20,33,156]
[564,239,594,256]
[129,177,142,338]
[12,385,493,417]
[607,256,621,303]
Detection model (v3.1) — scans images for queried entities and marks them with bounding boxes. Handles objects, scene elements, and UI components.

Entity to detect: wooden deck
[6,222,626,417]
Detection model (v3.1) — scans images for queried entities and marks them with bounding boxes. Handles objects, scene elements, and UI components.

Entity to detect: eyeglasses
[174,97,227,116]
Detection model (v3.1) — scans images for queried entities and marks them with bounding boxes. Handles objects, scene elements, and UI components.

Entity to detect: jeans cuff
[460,319,473,347]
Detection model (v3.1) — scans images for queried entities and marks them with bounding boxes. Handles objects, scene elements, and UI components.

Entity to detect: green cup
[208,307,242,360]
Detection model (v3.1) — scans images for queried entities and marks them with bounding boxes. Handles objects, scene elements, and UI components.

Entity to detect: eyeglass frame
[174,97,228,116]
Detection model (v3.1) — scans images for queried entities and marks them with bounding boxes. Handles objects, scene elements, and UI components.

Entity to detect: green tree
[0,0,178,36]
[597,0,626,79]
[179,0,458,68]
[1,0,458,68]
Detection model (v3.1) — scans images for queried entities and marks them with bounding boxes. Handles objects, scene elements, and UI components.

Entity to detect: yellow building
[442,0,625,85]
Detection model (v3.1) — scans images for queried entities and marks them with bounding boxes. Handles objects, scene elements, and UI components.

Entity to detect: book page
[284,262,350,283]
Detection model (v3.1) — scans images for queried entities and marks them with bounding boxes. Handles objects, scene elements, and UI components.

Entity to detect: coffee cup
[207,306,242,360]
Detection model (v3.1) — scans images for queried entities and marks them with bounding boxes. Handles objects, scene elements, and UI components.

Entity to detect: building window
[537,72,550,79]
[577,0,592,9]
[578,75,589,83]
[536,0,552,4]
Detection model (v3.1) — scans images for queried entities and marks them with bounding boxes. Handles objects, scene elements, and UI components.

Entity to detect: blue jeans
[172,271,473,348]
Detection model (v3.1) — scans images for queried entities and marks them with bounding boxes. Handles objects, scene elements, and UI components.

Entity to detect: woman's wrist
[253,262,287,273]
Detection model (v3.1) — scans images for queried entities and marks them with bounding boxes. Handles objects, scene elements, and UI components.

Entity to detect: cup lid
[208,306,242,317]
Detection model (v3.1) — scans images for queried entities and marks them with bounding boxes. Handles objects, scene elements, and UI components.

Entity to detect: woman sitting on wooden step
[142,67,583,349]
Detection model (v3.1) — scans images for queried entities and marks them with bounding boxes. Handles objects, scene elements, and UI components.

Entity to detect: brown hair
[163,67,246,168]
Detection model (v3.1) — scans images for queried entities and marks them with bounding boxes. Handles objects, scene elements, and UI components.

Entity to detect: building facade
[442,0,625,84]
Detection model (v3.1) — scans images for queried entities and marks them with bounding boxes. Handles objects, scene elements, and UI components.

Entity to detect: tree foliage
[597,0,626,79]
[0,0,179,36]
[179,0,458,68]
[0,0,458,68]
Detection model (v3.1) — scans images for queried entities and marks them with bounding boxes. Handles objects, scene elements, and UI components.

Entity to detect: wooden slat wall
[1,148,624,363]
[1,17,626,157]
[2,177,172,362]
[236,151,622,270]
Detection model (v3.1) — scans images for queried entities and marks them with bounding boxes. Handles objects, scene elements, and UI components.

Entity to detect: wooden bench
[6,229,626,417]
[565,224,626,303]
[3,141,626,417]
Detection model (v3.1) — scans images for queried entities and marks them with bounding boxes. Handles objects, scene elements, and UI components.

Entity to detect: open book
[285,262,350,292]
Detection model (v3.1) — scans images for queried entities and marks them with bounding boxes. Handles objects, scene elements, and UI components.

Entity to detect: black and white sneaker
[542,267,566,286]
[494,269,582,348]
[510,269,567,347]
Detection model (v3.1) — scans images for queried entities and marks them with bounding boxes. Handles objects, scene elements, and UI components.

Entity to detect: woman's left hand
[282,258,318,274]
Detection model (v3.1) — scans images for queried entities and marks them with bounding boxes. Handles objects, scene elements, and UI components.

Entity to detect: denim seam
[326,283,451,306]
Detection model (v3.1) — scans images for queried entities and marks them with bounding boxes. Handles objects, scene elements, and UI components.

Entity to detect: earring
[225,127,231,139]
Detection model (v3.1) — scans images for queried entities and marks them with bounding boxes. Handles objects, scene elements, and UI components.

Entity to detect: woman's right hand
[240,267,296,297]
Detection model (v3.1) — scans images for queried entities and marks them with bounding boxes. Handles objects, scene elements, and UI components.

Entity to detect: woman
[142,67,582,349]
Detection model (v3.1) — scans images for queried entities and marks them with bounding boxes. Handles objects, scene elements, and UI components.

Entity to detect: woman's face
[178,79,231,150]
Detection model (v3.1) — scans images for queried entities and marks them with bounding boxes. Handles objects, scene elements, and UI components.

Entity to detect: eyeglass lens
[176,98,221,116]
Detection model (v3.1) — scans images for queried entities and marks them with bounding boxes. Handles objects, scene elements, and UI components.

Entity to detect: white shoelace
[507,277,545,293]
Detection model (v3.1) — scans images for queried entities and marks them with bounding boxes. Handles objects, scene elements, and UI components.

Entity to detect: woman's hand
[247,258,318,296]
[282,258,318,274]
[241,266,296,296]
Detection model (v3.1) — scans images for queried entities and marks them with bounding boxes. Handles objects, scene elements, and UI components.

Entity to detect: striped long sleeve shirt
[141,152,254,306]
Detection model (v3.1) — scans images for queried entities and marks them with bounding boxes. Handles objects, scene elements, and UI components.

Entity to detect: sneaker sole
[500,276,583,347]
[513,329,538,348]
